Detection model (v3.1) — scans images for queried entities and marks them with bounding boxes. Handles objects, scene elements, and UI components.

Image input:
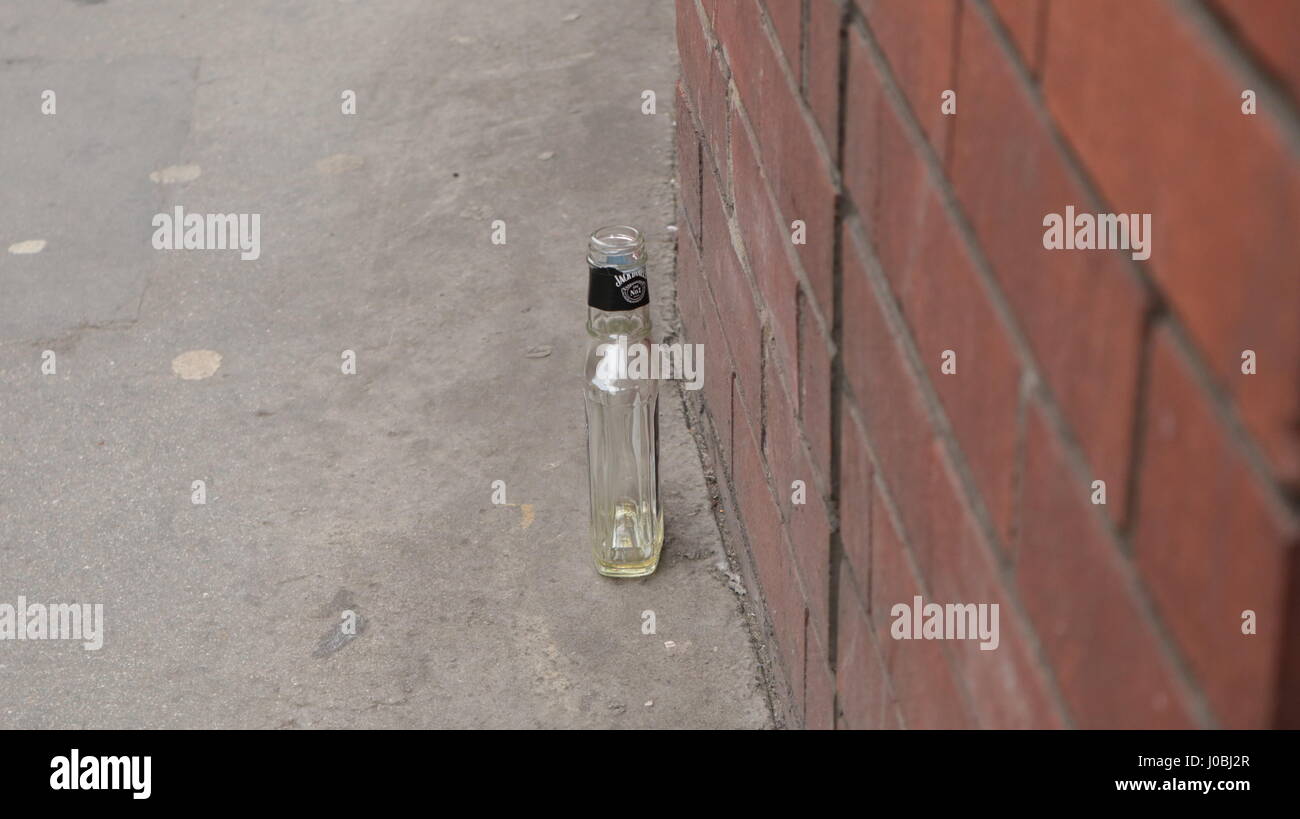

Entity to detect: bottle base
[595,554,661,578]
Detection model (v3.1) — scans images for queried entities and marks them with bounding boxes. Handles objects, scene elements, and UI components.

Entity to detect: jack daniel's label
[588,264,649,311]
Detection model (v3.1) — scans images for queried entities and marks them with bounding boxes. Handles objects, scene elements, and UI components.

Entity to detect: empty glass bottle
[584,225,663,577]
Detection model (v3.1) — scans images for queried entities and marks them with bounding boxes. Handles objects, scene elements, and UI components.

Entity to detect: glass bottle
[584,225,663,577]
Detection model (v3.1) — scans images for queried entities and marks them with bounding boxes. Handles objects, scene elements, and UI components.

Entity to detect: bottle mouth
[588,225,645,268]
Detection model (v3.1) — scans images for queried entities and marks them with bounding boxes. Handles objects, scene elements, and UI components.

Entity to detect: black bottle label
[588,265,649,311]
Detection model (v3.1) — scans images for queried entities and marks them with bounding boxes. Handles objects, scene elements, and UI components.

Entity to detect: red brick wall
[673,0,1300,728]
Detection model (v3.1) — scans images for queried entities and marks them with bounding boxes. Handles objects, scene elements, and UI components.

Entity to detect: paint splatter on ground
[7,239,46,254]
[149,164,201,184]
[171,349,222,380]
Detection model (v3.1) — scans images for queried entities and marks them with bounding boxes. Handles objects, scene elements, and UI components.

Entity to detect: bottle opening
[588,225,645,268]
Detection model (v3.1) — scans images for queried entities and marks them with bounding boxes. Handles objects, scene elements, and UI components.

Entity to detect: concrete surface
[0,0,772,729]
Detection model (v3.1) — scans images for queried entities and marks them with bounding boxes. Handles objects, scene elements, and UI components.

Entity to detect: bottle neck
[588,305,651,341]
[587,225,649,339]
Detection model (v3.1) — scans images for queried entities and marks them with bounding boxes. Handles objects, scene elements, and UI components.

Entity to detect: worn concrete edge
[673,376,794,729]
[662,237,791,728]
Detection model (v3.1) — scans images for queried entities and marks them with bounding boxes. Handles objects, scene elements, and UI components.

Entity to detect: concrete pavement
[0,0,772,729]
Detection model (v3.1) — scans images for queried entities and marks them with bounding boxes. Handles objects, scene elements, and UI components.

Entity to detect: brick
[762,0,802,86]
[711,0,753,74]
[991,0,1045,75]
[869,485,976,729]
[680,233,733,468]
[1133,328,1297,728]
[1043,0,1300,486]
[836,569,900,729]
[783,150,836,324]
[765,353,831,648]
[700,295,734,470]
[840,414,872,594]
[763,96,837,316]
[1278,553,1300,727]
[797,289,833,480]
[731,117,800,386]
[764,350,803,525]
[720,0,836,312]
[676,219,705,341]
[1018,402,1197,728]
[840,249,1058,726]
[910,440,1066,728]
[717,391,744,539]
[679,0,1300,735]
[890,191,1021,546]
[716,441,801,726]
[843,30,931,289]
[841,28,882,235]
[807,0,843,156]
[951,10,1148,522]
[860,0,957,159]
[735,409,807,707]
[790,492,832,654]
[702,164,763,421]
[674,84,703,249]
[677,0,730,192]
[846,218,1059,728]
[805,630,836,729]
[841,225,935,534]
[1212,0,1300,98]
[678,0,706,58]
[677,0,712,115]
